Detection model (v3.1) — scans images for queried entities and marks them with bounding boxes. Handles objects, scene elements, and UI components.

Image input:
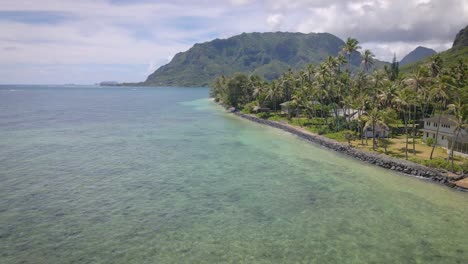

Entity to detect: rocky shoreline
[234,112,468,192]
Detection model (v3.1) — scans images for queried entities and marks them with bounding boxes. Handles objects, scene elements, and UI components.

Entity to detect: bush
[242,102,257,114]
[461,161,468,174]
[257,112,271,119]
[425,137,434,147]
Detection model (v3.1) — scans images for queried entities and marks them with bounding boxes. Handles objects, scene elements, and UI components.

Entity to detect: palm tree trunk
[358,110,364,145]
[372,121,376,150]
[412,105,416,155]
[430,114,442,159]
[450,129,460,172]
[404,111,409,160]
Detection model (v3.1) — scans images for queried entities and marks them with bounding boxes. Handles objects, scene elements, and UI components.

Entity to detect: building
[280,101,296,115]
[421,115,468,155]
[252,106,270,113]
[329,108,363,121]
[363,123,390,138]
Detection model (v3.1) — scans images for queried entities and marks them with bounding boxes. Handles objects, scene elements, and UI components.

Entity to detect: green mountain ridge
[143,32,388,87]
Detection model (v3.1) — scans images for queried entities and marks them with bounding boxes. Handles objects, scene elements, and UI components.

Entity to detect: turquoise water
[0,85,467,263]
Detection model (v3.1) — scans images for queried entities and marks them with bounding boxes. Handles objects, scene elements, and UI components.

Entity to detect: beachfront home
[252,106,271,113]
[421,115,468,155]
[280,101,296,115]
[363,123,390,138]
[329,108,362,121]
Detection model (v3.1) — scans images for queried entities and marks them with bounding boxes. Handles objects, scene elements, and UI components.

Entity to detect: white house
[363,123,390,138]
[329,108,364,121]
[280,101,296,115]
[421,115,468,155]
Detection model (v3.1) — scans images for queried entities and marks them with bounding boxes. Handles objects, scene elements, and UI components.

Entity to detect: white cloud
[266,13,285,30]
[0,0,466,84]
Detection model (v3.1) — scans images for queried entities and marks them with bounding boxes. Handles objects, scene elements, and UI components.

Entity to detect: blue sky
[0,0,466,84]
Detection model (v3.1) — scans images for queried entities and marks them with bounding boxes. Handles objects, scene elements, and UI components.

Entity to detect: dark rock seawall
[234,112,467,191]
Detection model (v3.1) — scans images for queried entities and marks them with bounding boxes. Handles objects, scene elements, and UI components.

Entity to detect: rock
[445,182,456,188]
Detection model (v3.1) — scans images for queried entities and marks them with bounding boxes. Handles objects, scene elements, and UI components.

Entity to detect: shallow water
[0,85,467,263]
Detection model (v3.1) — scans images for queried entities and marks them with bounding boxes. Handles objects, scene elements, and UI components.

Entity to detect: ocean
[0,85,467,263]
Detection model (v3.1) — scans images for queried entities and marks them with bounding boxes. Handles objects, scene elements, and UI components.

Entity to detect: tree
[429,75,449,159]
[266,80,282,112]
[361,49,375,72]
[430,54,443,78]
[395,88,417,160]
[390,53,399,81]
[447,101,466,172]
[341,37,361,70]
[404,66,429,154]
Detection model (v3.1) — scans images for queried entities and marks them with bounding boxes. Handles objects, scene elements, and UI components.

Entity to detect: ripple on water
[0,86,467,263]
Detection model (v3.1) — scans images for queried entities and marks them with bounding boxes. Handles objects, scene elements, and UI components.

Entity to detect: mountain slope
[401,25,468,72]
[452,25,468,49]
[143,32,387,87]
[400,46,436,66]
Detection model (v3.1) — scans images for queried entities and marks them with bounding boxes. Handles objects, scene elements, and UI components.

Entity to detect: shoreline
[232,111,468,192]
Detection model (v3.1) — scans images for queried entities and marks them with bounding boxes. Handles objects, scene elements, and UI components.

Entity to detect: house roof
[422,114,458,126]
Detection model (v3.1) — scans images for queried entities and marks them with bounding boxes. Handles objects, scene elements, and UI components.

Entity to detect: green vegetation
[143,32,388,87]
[211,34,468,173]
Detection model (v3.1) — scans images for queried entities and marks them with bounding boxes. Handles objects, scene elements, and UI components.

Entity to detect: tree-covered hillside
[143,32,388,87]
[400,46,436,66]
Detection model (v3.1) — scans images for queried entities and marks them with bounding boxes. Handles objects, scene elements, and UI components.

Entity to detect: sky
[0,0,467,84]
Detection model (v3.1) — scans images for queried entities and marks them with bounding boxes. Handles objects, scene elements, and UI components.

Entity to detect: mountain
[143,32,388,87]
[401,25,468,72]
[399,46,436,66]
[452,24,468,49]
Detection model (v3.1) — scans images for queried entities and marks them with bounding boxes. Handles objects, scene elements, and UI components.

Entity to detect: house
[363,123,390,138]
[280,101,296,114]
[252,106,270,113]
[421,115,468,155]
[329,108,363,121]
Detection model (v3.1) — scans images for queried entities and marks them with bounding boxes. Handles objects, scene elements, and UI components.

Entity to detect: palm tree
[341,37,361,70]
[395,88,416,160]
[430,54,443,78]
[429,76,449,159]
[266,81,282,112]
[361,49,375,72]
[366,107,397,151]
[404,66,429,154]
[447,101,466,172]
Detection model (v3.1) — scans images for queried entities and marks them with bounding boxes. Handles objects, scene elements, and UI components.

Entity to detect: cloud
[266,13,285,30]
[0,0,466,84]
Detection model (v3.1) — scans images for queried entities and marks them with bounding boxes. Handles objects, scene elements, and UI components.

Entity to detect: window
[442,136,445,140]
[426,133,429,137]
